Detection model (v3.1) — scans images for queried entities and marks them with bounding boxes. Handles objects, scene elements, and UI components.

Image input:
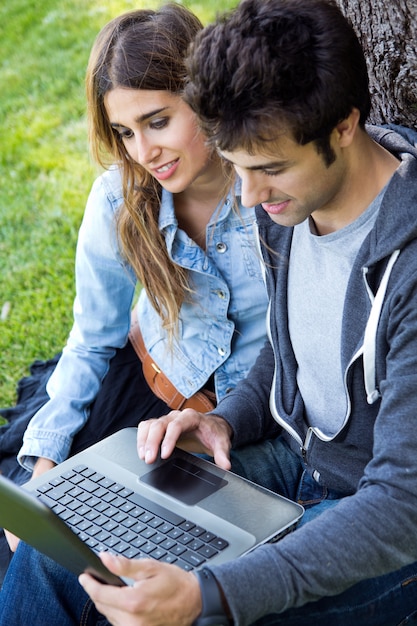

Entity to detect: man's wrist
[192,567,231,626]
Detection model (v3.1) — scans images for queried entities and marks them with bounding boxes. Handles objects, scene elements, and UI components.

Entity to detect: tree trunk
[335,0,417,129]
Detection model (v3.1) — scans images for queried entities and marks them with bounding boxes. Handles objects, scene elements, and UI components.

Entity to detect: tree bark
[335,0,417,129]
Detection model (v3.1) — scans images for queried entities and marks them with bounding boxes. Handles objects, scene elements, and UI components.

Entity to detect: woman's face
[105,88,215,193]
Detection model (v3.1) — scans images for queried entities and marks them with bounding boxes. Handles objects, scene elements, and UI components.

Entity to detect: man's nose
[240,174,271,208]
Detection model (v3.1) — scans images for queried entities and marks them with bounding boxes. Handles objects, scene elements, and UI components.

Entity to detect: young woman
[0,3,268,581]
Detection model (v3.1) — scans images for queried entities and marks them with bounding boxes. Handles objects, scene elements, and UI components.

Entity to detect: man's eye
[264,169,280,177]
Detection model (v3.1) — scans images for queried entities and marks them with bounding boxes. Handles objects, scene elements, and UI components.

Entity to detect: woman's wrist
[32,457,56,479]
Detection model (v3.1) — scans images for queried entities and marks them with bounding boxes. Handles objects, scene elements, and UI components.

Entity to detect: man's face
[220,131,347,232]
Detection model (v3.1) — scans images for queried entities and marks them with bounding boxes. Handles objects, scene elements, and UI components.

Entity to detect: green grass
[0,0,237,412]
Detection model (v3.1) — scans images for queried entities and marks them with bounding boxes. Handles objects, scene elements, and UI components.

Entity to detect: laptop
[0,427,303,586]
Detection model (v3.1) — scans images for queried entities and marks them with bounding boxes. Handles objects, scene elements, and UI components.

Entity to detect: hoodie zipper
[266,250,400,462]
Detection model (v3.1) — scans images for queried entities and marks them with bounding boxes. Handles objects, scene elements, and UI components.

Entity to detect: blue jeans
[230,438,417,625]
[0,542,102,626]
[1,437,417,625]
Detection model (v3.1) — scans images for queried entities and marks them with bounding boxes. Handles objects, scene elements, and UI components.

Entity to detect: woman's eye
[120,129,134,140]
[113,128,134,141]
[150,117,169,130]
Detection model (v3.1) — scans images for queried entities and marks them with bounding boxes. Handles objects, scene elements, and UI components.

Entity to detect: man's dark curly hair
[184,0,371,165]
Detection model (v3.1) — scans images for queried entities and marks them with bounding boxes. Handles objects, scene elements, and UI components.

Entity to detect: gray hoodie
[209,126,417,624]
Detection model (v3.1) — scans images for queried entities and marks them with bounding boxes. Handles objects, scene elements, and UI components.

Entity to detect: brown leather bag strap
[128,310,216,413]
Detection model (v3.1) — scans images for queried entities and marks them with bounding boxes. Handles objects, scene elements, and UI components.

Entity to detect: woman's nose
[133,134,161,165]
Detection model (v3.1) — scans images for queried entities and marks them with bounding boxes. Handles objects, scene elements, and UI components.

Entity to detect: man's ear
[334,107,361,147]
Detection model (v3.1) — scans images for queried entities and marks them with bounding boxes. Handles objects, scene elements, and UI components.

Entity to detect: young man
[1,0,417,624]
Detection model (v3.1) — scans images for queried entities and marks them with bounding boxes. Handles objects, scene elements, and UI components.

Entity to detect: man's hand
[79,553,202,626]
[5,457,56,552]
[137,408,233,469]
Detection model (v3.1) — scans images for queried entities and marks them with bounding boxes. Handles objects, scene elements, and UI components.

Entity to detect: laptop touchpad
[140,457,228,505]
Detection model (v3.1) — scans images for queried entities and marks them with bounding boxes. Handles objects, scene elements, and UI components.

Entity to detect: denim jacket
[19,167,268,469]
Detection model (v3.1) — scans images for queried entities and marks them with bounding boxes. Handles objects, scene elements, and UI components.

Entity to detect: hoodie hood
[365,125,417,264]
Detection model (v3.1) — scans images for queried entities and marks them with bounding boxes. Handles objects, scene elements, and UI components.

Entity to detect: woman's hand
[4,457,56,552]
[79,553,202,626]
[31,457,57,479]
[4,528,21,553]
[137,408,233,470]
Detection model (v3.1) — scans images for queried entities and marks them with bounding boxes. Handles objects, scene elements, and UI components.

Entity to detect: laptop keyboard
[35,464,229,571]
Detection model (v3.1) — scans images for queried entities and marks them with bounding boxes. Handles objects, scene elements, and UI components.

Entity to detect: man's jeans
[1,437,417,626]
[230,437,417,625]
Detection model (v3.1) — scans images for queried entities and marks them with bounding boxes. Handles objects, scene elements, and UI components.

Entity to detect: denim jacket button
[216,242,227,253]
[217,347,227,356]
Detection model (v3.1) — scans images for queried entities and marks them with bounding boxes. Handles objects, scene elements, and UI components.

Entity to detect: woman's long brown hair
[85,4,205,334]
